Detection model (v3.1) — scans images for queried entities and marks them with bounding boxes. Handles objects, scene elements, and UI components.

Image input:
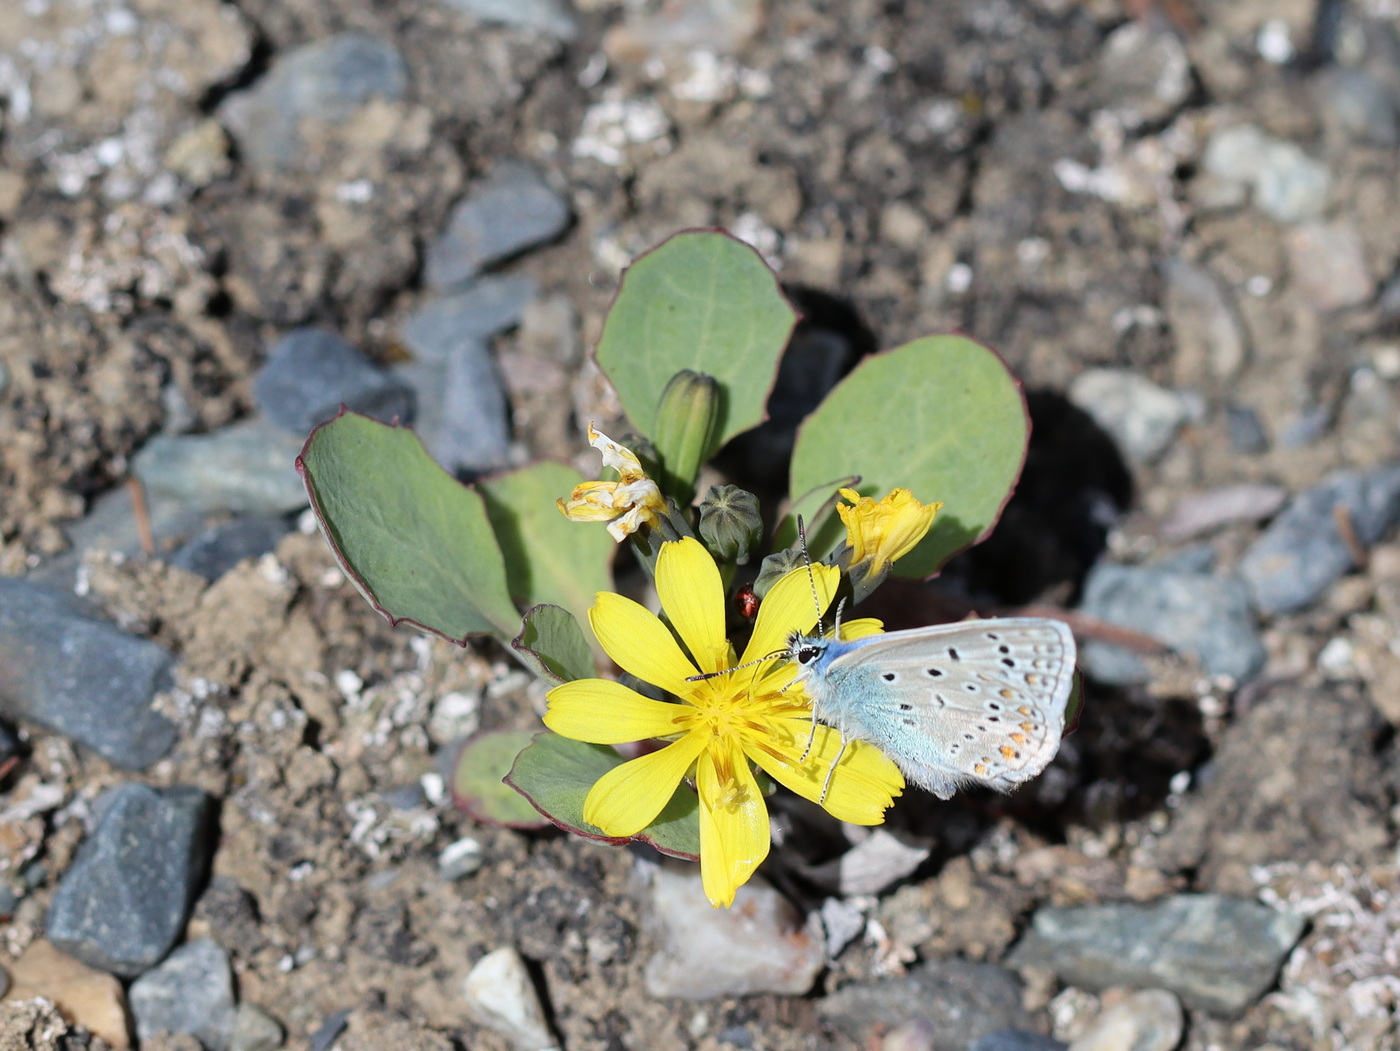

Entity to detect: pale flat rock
[644,868,825,999]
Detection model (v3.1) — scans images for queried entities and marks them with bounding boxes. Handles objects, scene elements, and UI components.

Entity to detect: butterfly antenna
[686,652,780,683]
[797,515,825,638]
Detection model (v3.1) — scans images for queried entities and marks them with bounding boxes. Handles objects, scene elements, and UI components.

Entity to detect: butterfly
[786,615,1077,801]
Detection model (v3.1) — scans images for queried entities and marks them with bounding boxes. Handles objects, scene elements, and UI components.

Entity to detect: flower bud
[752,548,807,599]
[698,484,762,565]
[652,370,722,498]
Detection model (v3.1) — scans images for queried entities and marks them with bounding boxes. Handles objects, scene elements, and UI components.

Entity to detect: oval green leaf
[506,732,700,861]
[512,604,596,686]
[787,335,1029,578]
[595,230,798,474]
[478,461,613,635]
[298,410,520,642]
[452,729,553,829]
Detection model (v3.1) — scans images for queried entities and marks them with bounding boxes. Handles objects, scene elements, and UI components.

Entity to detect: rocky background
[3,0,1400,1049]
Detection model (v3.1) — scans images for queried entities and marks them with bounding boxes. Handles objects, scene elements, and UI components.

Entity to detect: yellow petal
[839,617,885,640]
[748,721,903,825]
[582,731,708,837]
[837,488,941,572]
[544,679,692,743]
[696,739,770,908]
[589,592,697,696]
[741,561,839,665]
[657,538,728,675]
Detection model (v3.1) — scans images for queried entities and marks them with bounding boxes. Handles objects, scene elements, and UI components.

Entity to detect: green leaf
[512,605,596,685]
[478,461,614,637]
[298,411,520,641]
[595,230,798,471]
[506,732,701,861]
[452,730,553,829]
[787,335,1029,578]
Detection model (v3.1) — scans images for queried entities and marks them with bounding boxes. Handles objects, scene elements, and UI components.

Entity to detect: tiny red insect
[735,584,759,619]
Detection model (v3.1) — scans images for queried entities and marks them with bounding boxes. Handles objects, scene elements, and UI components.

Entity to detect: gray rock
[1078,562,1265,686]
[1201,124,1331,225]
[817,957,1029,1048]
[424,162,570,290]
[1005,894,1305,1017]
[169,516,293,581]
[1240,465,1400,614]
[1226,404,1269,454]
[129,938,237,1050]
[254,328,415,435]
[1160,484,1288,543]
[229,1004,285,1051]
[48,784,214,977]
[462,947,558,1051]
[1162,258,1247,386]
[132,418,310,516]
[1094,23,1191,129]
[218,33,408,172]
[1066,989,1182,1051]
[396,277,536,474]
[437,0,579,40]
[0,579,176,769]
[971,1032,1067,1051]
[1314,67,1399,146]
[401,276,539,357]
[1067,369,1186,465]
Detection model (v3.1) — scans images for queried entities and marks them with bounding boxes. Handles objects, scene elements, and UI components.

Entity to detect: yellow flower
[837,487,942,574]
[544,537,903,907]
[557,424,667,541]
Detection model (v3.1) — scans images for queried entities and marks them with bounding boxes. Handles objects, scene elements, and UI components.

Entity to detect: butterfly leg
[819,733,849,804]
[800,703,819,762]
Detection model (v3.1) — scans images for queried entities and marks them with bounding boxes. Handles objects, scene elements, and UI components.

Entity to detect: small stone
[1077,562,1265,686]
[644,868,825,999]
[132,418,310,516]
[129,938,237,1050]
[229,1004,285,1051]
[799,829,930,896]
[217,33,408,172]
[1068,369,1187,465]
[1094,23,1192,128]
[462,947,559,1051]
[425,161,570,290]
[168,516,293,581]
[397,277,536,474]
[254,328,415,435]
[1160,483,1288,543]
[604,0,763,64]
[48,784,215,978]
[1314,67,1399,146]
[819,897,866,959]
[1162,258,1248,386]
[880,1019,937,1051]
[1240,465,1400,614]
[971,1032,1068,1051]
[164,119,233,187]
[308,1010,351,1051]
[6,939,131,1049]
[436,0,579,40]
[818,957,1030,1049]
[1226,404,1269,454]
[1068,989,1183,1051]
[0,579,176,769]
[1202,124,1331,224]
[1284,221,1375,312]
[438,837,485,881]
[401,276,539,357]
[1005,894,1304,1017]
[0,963,8,999]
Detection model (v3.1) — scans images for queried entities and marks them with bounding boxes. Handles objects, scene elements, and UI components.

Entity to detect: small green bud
[698,484,762,565]
[652,370,722,498]
[752,548,807,599]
